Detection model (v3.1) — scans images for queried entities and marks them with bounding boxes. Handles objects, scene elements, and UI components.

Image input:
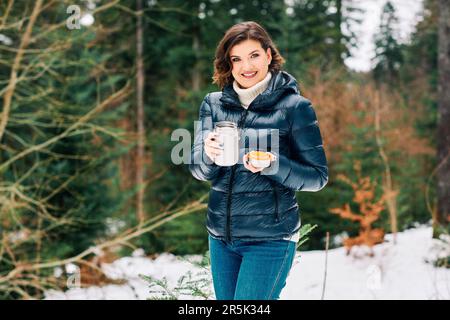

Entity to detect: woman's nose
[242,60,254,70]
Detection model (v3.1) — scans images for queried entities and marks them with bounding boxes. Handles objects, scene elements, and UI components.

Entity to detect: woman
[189,21,328,300]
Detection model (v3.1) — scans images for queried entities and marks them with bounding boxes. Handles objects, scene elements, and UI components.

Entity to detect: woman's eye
[232,54,259,63]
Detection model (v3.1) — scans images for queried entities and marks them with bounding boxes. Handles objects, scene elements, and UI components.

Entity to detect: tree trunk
[192,26,201,91]
[436,0,450,237]
[136,0,146,224]
[335,0,343,65]
[375,89,398,243]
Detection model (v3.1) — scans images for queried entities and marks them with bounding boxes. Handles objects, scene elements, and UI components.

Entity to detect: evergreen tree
[398,0,440,228]
[372,1,404,85]
[285,0,362,72]
[436,0,450,237]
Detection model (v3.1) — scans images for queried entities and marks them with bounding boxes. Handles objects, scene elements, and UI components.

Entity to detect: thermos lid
[215,121,237,128]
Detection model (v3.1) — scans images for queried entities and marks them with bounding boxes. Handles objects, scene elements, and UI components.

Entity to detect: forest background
[0,0,448,299]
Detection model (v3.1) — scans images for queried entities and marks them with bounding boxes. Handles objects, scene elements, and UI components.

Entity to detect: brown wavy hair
[212,21,286,90]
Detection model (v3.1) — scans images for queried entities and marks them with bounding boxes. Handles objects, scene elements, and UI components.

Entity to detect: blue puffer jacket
[189,70,328,242]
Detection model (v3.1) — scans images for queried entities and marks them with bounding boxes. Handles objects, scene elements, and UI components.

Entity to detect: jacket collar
[220,70,300,111]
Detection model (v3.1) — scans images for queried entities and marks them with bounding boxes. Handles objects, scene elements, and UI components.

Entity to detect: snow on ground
[282,225,449,300]
[44,225,449,300]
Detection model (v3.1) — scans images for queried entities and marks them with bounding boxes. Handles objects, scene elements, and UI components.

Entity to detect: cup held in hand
[248,151,276,168]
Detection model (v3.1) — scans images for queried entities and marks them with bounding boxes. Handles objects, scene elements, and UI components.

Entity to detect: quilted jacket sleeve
[189,94,221,181]
[261,98,328,192]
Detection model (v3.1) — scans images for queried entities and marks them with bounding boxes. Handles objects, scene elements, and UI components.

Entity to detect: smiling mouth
[242,71,257,79]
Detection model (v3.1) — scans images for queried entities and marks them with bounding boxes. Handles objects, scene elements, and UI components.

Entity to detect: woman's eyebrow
[230,50,259,58]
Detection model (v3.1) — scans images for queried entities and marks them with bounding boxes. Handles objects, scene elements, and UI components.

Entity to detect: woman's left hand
[243,153,265,173]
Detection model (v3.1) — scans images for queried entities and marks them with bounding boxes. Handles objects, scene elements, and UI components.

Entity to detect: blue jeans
[208,235,296,300]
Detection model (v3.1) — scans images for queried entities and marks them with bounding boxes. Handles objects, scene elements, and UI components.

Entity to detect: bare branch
[0,0,43,141]
[0,195,208,284]
[0,81,132,173]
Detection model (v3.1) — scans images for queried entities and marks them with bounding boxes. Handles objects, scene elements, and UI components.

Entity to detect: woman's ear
[267,47,272,65]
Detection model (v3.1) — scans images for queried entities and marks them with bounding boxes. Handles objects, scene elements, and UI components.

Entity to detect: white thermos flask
[213,121,239,166]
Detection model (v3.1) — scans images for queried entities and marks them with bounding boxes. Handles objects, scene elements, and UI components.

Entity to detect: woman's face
[229,39,272,89]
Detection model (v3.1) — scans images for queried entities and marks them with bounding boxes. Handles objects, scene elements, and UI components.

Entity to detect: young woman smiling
[189,21,328,300]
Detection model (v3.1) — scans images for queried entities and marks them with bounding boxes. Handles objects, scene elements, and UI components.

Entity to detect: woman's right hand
[204,131,223,162]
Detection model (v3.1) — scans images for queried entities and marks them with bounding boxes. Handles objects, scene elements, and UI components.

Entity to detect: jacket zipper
[269,180,280,222]
[225,109,249,242]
